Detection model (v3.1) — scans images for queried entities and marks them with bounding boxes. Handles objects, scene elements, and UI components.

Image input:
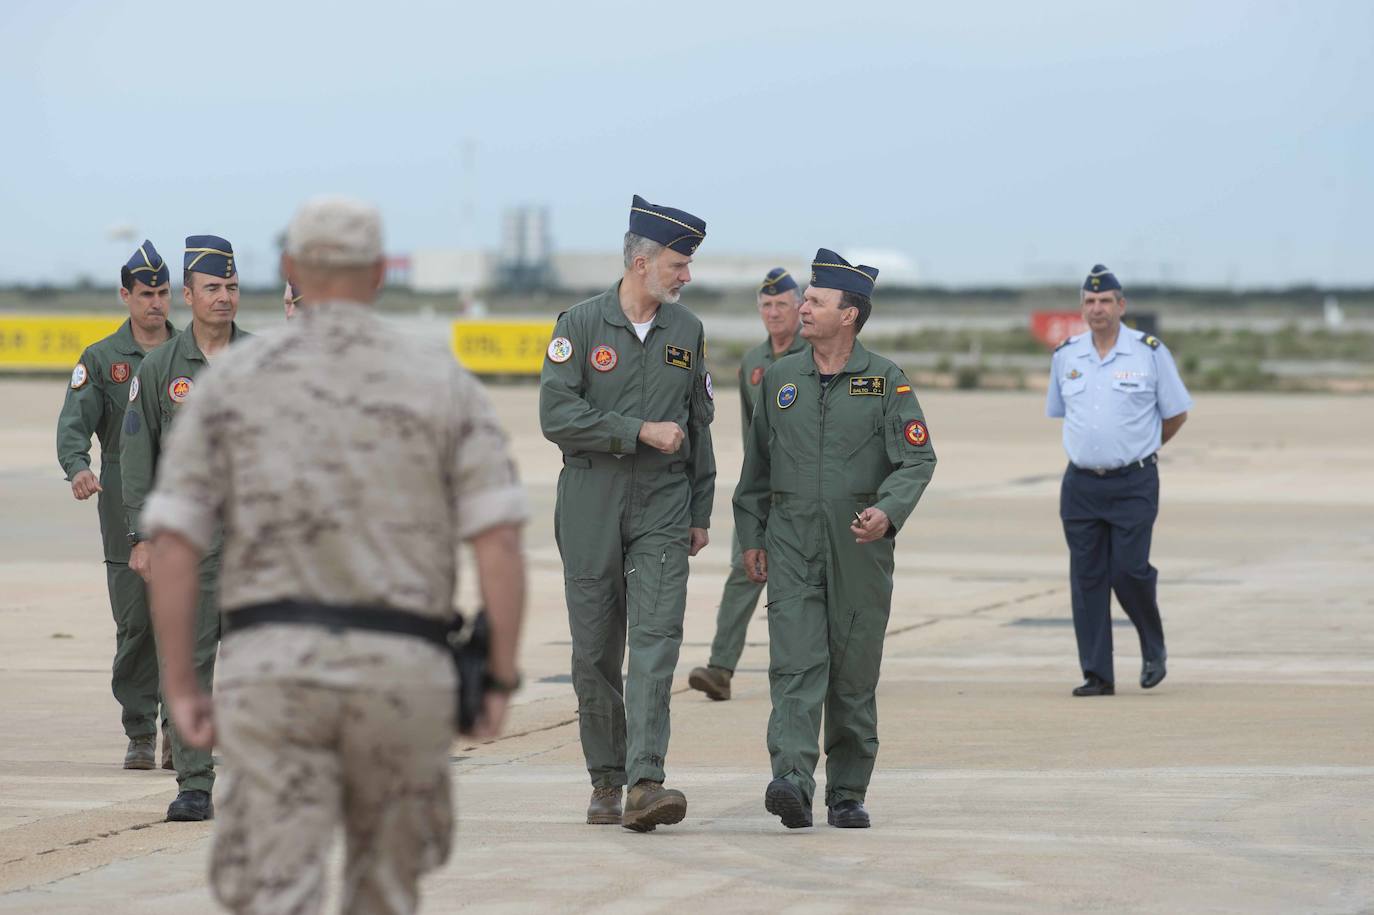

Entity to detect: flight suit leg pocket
[625,549,687,638]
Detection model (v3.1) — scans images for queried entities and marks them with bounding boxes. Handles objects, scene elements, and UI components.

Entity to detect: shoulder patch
[70,363,88,390]
[547,336,573,363]
[1141,333,1162,349]
[128,376,140,403]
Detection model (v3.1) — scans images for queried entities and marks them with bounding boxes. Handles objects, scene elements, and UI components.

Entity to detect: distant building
[402,209,919,293]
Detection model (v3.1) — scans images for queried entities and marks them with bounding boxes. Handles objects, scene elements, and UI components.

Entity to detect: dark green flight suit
[707,331,808,672]
[539,282,716,789]
[733,340,936,806]
[55,318,177,741]
[121,320,251,795]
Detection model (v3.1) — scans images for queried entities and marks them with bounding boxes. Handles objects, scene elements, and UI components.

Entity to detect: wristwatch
[127,531,147,546]
[484,672,522,694]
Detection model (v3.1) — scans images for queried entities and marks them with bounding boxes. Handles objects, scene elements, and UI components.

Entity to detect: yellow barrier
[451,319,555,375]
[0,315,126,370]
[0,314,557,376]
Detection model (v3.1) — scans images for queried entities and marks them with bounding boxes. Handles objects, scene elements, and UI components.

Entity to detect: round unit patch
[590,345,618,372]
[750,366,764,386]
[70,363,88,390]
[777,382,798,409]
[704,371,714,401]
[168,376,194,404]
[128,376,140,403]
[904,419,929,447]
[547,336,573,364]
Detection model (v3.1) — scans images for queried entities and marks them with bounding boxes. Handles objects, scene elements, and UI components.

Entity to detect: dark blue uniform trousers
[1060,461,1166,683]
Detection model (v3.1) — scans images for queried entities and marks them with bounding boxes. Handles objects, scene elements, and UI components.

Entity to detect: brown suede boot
[687,665,732,701]
[123,736,156,770]
[621,780,687,833]
[587,786,622,825]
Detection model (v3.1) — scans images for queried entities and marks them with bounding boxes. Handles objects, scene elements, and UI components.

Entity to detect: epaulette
[1054,336,1074,352]
[1140,332,1162,349]
[556,310,568,322]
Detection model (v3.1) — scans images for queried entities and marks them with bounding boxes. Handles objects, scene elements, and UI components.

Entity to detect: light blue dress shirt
[1046,329,1193,470]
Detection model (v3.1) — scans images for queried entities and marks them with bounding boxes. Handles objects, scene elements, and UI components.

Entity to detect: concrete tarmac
[0,376,1370,913]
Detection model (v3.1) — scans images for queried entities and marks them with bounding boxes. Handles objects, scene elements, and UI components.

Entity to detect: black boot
[827,800,871,828]
[764,778,812,829]
[166,789,213,822]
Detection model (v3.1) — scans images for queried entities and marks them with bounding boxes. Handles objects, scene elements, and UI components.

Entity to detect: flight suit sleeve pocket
[690,371,715,427]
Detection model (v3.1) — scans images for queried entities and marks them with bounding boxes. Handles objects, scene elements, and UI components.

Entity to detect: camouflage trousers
[210,668,456,915]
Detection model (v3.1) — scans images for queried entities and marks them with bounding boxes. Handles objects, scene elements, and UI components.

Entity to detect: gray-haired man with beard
[539,195,716,832]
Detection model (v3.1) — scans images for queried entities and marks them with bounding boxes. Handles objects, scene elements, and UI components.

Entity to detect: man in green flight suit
[688,266,805,702]
[56,241,176,770]
[121,234,251,822]
[734,248,937,830]
[539,195,715,833]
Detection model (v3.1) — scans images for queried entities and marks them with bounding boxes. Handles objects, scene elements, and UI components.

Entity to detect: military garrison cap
[810,248,878,297]
[628,194,706,255]
[184,235,236,278]
[121,240,169,288]
[759,267,797,296]
[1083,264,1122,292]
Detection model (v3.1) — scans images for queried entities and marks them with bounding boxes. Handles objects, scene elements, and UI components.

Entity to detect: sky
[1,0,1371,288]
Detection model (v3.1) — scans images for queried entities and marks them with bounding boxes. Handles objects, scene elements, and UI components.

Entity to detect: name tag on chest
[665,345,693,370]
[849,376,885,396]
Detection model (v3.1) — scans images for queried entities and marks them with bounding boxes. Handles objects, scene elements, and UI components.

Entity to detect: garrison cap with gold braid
[1083,263,1122,292]
[183,234,236,278]
[759,267,797,296]
[628,194,706,255]
[810,248,878,297]
[121,240,169,288]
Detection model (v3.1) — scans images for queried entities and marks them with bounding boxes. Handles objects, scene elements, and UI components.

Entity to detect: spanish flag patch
[895,384,911,394]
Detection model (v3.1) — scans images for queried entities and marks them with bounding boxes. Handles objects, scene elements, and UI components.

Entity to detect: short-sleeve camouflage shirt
[144,301,527,623]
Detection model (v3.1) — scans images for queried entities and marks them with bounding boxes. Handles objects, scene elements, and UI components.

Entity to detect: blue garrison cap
[628,194,706,255]
[1083,264,1122,292]
[810,248,878,297]
[122,240,169,289]
[759,267,798,296]
[184,235,237,278]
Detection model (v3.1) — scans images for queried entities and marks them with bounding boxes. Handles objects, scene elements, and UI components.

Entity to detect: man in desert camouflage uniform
[144,196,528,915]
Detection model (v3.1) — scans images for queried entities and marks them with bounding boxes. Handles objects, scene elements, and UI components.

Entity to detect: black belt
[1071,453,1158,478]
[224,600,454,647]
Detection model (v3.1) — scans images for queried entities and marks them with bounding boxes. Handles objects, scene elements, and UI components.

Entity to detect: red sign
[1030,311,1086,348]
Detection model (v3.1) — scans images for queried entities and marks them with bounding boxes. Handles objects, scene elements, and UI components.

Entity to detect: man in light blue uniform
[1046,265,1192,697]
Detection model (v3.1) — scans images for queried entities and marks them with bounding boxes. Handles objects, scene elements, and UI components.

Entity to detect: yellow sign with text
[451,320,555,375]
[0,315,126,369]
